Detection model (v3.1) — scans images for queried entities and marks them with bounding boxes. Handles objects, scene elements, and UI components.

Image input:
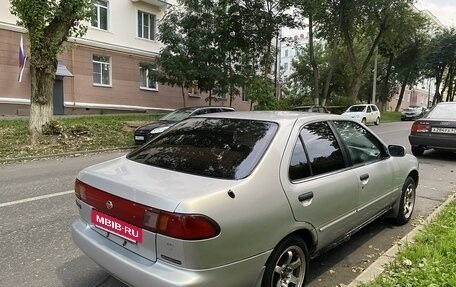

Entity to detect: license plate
[431,127,456,134]
[135,136,145,140]
[91,209,143,243]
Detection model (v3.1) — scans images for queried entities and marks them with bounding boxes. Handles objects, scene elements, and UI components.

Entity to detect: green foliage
[245,76,276,110]
[155,0,299,108]
[10,0,92,61]
[360,200,456,287]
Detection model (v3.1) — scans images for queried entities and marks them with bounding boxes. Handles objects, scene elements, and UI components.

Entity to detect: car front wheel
[262,235,309,287]
[395,176,416,225]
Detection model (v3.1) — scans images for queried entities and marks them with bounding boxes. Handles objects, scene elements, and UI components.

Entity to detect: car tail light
[411,122,429,133]
[74,179,220,240]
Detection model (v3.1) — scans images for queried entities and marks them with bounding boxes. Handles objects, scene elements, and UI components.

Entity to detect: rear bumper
[71,220,269,287]
[409,134,456,150]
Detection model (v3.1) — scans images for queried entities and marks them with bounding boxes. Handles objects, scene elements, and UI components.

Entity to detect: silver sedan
[72,111,419,287]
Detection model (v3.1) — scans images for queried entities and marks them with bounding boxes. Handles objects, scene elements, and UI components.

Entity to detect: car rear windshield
[127,118,278,179]
[160,108,195,121]
[427,104,456,119]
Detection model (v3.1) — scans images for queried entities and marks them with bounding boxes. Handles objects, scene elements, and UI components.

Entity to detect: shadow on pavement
[56,255,116,287]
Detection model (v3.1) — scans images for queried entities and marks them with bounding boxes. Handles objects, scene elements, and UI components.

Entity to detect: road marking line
[0,190,74,208]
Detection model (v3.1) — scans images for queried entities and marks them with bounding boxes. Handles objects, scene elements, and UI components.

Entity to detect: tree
[10,0,92,140]
[425,29,456,105]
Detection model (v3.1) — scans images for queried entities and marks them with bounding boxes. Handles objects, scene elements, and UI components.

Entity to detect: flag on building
[18,35,27,82]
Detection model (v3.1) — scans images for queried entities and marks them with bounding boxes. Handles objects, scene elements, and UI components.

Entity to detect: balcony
[130,0,171,8]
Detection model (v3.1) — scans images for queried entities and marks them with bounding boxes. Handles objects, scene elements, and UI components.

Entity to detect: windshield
[160,108,195,122]
[427,104,456,120]
[127,118,278,179]
[347,105,366,112]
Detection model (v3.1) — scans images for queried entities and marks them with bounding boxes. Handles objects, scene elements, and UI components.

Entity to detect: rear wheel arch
[266,229,317,264]
[408,170,419,186]
[261,230,314,287]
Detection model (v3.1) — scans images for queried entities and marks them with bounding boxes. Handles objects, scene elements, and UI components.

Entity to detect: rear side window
[127,118,278,179]
[289,121,345,180]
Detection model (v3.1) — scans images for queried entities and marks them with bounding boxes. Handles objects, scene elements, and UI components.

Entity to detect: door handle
[298,192,314,202]
[360,174,369,181]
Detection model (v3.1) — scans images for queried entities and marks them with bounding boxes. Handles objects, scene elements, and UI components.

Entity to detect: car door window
[289,138,311,181]
[300,122,346,177]
[333,121,385,165]
[366,106,371,113]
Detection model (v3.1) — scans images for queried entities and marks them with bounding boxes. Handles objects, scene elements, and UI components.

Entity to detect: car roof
[196,110,345,123]
[176,106,235,112]
[436,102,456,106]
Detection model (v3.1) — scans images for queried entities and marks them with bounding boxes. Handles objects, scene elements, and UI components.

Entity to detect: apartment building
[0,0,249,116]
[279,33,308,83]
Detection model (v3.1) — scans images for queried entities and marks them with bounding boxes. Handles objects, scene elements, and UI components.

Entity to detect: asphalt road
[0,121,454,287]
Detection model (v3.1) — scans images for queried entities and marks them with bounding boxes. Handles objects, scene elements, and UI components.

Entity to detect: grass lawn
[381,112,401,122]
[0,114,161,160]
[359,199,456,287]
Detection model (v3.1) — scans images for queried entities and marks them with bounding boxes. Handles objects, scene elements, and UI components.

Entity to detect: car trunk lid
[75,156,233,262]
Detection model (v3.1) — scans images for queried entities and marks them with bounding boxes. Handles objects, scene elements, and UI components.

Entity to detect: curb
[0,147,134,164]
[347,192,456,287]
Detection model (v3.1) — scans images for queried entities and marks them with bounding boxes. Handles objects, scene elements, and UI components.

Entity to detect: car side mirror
[388,145,405,157]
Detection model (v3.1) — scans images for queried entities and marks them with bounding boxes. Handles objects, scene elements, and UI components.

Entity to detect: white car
[343,104,381,125]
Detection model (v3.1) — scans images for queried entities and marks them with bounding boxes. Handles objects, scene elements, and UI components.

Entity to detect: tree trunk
[380,54,394,111]
[29,63,55,141]
[181,85,186,107]
[308,13,320,105]
[349,75,363,103]
[395,69,411,112]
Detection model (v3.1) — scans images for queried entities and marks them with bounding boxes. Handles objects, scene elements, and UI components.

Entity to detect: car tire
[262,235,309,287]
[361,118,367,125]
[374,117,380,125]
[411,146,424,156]
[394,176,416,225]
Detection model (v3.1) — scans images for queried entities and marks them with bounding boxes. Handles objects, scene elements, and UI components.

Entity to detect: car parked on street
[342,104,381,125]
[72,111,419,287]
[401,106,427,121]
[409,102,456,156]
[134,106,235,145]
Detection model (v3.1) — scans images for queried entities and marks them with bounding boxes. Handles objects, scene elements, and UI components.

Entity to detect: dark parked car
[134,106,235,145]
[401,106,427,121]
[409,102,456,156]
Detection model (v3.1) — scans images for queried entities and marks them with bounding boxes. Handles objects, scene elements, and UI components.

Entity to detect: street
[1,122,455,287]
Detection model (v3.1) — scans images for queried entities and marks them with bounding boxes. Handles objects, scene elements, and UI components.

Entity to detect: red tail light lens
[74,179,220,240]
[411,122,429,133]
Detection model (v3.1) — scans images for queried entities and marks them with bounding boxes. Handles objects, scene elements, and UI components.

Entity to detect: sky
[415,0,456,27]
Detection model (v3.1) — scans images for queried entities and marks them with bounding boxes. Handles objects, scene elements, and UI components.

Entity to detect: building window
[140,63,157,90]
[92,0,108,30]
[285,49,289,57]
[284,63,289,71]
[138,11,156,40]
[93,55,111,86]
